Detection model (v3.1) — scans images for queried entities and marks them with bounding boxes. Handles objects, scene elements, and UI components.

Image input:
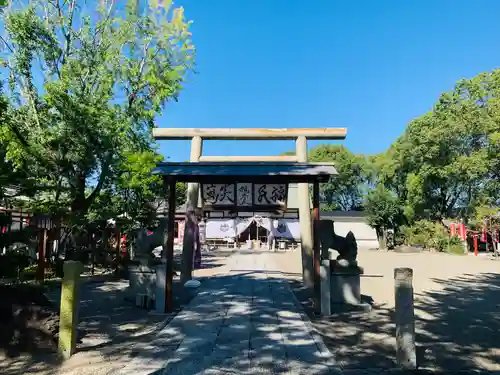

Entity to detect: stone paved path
[112,250,340,375]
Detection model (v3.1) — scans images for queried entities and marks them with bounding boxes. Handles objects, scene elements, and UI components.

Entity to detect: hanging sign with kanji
[201,183,288,210]
[201,183,235,206]
[253,184,286,207]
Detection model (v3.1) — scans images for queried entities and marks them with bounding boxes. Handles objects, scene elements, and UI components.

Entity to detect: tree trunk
[376,226,387,250]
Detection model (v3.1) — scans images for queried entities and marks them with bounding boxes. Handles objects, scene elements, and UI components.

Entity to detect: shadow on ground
[35,269,334,374]
[195,249,230,270]
[0,249,233,375]
[2,248,499,374]
[290,272,500,371]
[117,269,335,375]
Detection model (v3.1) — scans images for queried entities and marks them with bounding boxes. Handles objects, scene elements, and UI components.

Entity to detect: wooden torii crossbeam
[152,128,347,313]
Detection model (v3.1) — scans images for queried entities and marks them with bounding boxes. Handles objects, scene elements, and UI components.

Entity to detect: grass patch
[444,244,467,255]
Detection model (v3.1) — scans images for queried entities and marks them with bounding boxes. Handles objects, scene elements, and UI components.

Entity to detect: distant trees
[282,145,371,211]
[374,69,500,225]
[283,69,500,250]
[307,145,371,211]
[366,69,500,249]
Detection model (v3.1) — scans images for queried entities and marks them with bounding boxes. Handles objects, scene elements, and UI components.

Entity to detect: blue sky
[157,0,500,161]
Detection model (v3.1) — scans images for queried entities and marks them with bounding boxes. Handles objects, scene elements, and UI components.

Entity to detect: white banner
[205,219,236,239]
[204,217,300,240]
[272,219,301,240]
[261,217,272,232]
[253,215,271,232]
[235,217,253,236]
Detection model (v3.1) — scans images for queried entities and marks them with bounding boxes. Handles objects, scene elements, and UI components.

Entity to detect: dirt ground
[0,248,233,375]
[272,248,500,371]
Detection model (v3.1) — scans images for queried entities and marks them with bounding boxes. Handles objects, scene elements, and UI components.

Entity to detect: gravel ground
[3,247,498,374]
[272,248,500,372]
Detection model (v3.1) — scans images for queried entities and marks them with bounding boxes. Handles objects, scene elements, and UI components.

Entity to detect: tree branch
[61,0,76,66]
[127,40,152,112]
[84,154,112,209]
[0,35,14,53]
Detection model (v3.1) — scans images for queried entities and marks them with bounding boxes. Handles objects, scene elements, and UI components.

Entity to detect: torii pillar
[296,136,314,288]
[181,136,202,284]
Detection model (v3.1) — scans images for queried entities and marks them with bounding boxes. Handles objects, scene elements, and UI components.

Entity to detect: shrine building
[168,184,378,250]
[171,183,305,249]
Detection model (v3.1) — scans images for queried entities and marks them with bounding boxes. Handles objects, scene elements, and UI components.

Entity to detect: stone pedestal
[330,272,361,305]
[331,259,363,305]
[128,264,156,300]
[329,259,370,312]
[320,259,331,316]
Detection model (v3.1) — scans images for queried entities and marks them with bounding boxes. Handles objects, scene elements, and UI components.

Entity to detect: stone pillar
[181,136,203,284]
[58,261,83,360]
[155,264,166,313]
[36,228,48,282]
[320,259,331,316]
[394,267,417,369]
[296,135,314,289]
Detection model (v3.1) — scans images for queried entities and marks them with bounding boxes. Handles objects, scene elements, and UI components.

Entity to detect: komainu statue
[339,231,358,262]
[317,219,362,273]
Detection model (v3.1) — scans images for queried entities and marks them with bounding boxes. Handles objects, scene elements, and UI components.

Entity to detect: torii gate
[152,127,347,312]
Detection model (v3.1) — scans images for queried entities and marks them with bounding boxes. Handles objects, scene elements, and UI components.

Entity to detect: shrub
[21,264,38,280]
[0,253,32,279]
[394,230,406,246]
[401,220,463,252]
[21,264,56,280]
[400,220,434,247]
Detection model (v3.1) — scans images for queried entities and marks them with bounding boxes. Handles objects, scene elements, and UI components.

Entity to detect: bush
[401,220,463,252]
[394,230,406,246]
[21,264,56,280]
[0,253,32,279]
[400,221,435,247]
[21,264,37,280]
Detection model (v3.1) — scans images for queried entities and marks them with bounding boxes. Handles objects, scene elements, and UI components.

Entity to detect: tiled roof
[152,161,337,183]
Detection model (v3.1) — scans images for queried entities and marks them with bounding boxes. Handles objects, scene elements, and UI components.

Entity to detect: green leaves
[375,68,500,222]
[0,0,195,228]
[308,145,370,211]
[364,184,402,229]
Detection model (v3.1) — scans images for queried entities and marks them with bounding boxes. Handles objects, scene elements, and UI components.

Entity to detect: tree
[87,150,164,226]
[88,151,188,226]
[0,0,194,233]
[375,70,500,222]
[308,145,370,211]
[364,184,402,248]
